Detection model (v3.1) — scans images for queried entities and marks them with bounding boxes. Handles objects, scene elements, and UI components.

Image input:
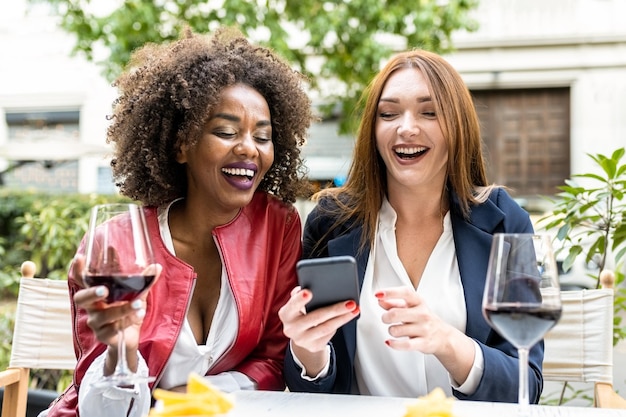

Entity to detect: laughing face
[177,83,274,214]
[375,68,448,195]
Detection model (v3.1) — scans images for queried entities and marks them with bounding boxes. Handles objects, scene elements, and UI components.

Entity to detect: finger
[281,288,312,320]
[74,285,109,308]
[377,297,408,310]
[281,300,358,339]
[376,286,420,307]
[375,286,416,300]
[290,285,302,297]
[380,303,425,325]
[313,299,360,323]
[385,337,415,351]
[292,309,359,352]
[87,299,145,333]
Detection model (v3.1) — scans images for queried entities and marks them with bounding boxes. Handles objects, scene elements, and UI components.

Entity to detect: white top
[157,200,242,390]
[354,198,483,397]
[76,200,252,417]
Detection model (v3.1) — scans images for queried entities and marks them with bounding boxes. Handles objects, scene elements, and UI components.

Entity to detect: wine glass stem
[114,328,131,377]
[518,347,530,416]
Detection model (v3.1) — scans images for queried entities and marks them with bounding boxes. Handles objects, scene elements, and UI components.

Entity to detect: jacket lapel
[451,193,505,342]
[327,228,368,366]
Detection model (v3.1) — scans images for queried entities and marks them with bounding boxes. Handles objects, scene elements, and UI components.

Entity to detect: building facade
[448,0,626,203]
[1,0,625,199]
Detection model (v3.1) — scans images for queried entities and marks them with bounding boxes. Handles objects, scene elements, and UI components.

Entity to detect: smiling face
[177,83,274,215]
[375,67,448,196]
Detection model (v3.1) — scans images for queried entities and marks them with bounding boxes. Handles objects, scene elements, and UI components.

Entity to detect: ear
[175,143,188,164]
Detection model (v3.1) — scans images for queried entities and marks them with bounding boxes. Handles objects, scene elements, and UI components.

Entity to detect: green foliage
[0,190,131,296]
[537,148,626,345]
[538,148,626,279]
[540,382,593,407]
[0,310,14,372]
[0,191,132,392]
[30,0,478,132]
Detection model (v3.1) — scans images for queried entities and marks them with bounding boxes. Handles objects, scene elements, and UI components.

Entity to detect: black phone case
[296,255,360,312]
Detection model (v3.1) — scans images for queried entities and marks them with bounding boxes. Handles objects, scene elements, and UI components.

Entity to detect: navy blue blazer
[284,188,543,403]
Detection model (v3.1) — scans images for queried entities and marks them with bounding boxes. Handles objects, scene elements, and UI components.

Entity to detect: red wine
[483,305,561,349]
[84,274,155,303]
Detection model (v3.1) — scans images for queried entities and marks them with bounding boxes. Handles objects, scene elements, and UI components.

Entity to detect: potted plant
[538,147,626,343]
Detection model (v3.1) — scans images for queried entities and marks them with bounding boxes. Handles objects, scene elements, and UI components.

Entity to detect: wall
[447,0,626,177]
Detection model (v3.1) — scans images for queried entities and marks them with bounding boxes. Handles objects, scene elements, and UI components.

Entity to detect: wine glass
[482,233,562,416]
[83,203,157,387]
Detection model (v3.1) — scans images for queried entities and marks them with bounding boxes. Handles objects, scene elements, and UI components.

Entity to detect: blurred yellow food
[404,387,456,417]
[148,373,234,416]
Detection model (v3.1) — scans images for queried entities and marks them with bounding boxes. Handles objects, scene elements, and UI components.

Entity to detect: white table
[230,390,626,417]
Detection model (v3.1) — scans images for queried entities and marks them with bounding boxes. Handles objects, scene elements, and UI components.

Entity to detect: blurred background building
[1,0,625,201]
[448,0,626,209]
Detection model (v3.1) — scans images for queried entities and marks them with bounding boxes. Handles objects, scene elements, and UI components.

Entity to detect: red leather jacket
[47,192,301,416]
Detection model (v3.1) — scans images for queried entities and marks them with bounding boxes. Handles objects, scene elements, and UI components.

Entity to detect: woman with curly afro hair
[43,27,314,417]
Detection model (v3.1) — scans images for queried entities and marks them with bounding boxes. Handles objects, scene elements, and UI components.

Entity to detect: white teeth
[222,167,255,177]
[396,146,426,155]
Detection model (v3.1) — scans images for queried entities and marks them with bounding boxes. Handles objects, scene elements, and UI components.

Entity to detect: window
[3,110,80,192]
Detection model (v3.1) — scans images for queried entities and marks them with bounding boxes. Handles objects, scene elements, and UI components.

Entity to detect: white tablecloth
[230,390,626,417]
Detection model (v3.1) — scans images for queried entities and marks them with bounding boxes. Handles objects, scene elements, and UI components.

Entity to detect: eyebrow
[211,113,272,127]
[379,95,432,104]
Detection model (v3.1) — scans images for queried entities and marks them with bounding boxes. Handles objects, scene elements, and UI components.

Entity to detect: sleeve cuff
[290,341,331,381]
[450,340,484,395]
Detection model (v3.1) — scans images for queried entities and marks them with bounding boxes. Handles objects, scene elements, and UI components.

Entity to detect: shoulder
[486,187,533,232]
[486,188,526,215]
[453,187,533,234]
[247,191,300,226]
[305,194,349,230]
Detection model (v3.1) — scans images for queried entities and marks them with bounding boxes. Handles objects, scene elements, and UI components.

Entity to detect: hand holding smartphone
[296,255,360,312]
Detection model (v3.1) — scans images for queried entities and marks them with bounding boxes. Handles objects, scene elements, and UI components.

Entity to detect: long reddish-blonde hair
[314,49,494,251]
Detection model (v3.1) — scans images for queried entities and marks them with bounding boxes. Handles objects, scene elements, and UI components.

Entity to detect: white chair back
[542,271,626,408]
[0,261,75,417]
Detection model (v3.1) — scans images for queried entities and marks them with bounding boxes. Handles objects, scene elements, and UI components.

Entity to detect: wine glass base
[91,373,156,389]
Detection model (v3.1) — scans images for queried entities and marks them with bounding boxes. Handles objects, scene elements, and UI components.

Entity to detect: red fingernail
[301,291,310,299]
[375,291,384,299]
[385,340,391,346]
[352,306,360,315]
[345,300,356,310]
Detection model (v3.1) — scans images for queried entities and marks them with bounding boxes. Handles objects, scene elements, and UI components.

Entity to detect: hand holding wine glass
[482,233,562,416]
[83,203,158,387]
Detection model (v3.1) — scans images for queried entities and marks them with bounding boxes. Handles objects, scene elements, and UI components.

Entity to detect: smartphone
[296,255,360,312]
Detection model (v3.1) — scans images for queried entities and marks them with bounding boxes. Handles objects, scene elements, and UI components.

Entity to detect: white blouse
[156,200,242,390]
[354,198,483,397]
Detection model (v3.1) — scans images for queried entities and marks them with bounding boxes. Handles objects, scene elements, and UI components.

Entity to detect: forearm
[291,342,330,377]
[436,328,476,386]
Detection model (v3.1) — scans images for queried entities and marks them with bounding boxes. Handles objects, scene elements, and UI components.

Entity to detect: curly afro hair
[107,27,314,206]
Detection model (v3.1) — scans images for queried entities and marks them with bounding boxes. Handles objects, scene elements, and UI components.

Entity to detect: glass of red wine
[83,203,157,387]
[482,233,562,416]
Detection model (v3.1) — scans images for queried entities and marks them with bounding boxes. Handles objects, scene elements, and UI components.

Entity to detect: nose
[397,113,420,139]
[234,133,259,157]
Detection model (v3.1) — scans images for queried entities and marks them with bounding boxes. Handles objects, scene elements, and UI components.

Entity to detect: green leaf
[29,0,479,134]
[562,245,583,272]
[573,173,608,183]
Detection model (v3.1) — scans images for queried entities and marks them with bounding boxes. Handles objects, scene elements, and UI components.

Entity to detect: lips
[222,167,255,179]
[394,146,428,160]
[221,163,258,191]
